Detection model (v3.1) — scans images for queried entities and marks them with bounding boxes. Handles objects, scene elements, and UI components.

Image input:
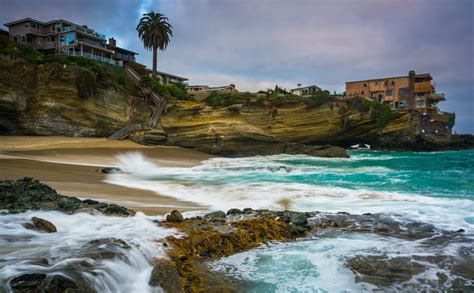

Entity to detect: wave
[106,152,474,233]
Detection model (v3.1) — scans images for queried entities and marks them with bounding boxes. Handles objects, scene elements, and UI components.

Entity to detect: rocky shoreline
[1,178,472,292]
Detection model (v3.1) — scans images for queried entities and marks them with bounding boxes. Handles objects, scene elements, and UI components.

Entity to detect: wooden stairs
[108,66,166,140]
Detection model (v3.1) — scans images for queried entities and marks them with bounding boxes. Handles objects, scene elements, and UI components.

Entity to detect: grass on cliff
[0,35,42,62]
[350,96,393,129]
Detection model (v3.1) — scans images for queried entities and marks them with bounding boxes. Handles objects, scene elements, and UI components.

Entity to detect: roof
[144,68,188,81]
[346,73,431,84]
[113,46,139,55]
[5,17,75,27]
[186,85,209,88]
[290,85,321,91]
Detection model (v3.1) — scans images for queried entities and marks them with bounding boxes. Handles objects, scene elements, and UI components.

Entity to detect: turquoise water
[108,150,474,291]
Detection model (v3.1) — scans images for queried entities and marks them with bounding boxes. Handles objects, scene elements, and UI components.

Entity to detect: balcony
[429,93,446,101]
[414,81,433,93]
[63,25,106,40]
[60,49,122,67]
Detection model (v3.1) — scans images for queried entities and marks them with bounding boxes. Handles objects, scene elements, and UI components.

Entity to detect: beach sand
[0,136,213,215]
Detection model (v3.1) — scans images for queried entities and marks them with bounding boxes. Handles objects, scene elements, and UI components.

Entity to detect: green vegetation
[76,69,97,99]
[0,35,42,62]
[204,92,253,107]
[304,90,334,108]
[349,96,393,129]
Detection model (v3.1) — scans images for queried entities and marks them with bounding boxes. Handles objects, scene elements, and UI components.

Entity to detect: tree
[136,12,173,79]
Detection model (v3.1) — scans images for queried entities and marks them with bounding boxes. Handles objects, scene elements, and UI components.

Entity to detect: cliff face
[2,55,462,156]
[0,57,152,137]
[129,100,419,156]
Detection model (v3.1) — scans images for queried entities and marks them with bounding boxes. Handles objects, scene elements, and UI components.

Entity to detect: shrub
[0,35,43,62]
[76,69,97,99]
[374,103,393,129]
[304,90,334,109]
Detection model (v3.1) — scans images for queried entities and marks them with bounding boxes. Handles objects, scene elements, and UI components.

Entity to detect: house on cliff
[345,71,454,135]
[290,84,322,96]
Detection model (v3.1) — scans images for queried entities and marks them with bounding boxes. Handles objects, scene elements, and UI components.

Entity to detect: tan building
[345,71,446,114]
[4,18,138,66]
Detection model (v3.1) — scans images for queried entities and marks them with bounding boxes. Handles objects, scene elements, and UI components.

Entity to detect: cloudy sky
[1,0,473,133]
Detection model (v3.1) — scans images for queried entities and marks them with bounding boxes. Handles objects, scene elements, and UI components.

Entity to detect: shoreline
[0,136,213,215]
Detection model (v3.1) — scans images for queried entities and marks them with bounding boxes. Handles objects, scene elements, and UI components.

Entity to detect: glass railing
[61,25,106,40]
[60,50,121,66]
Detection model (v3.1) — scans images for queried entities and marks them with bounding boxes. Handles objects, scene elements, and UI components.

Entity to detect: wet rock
[82,199,99,205]
[166,210,184,223]
[242,208,253,214]
[346,256,426,287]
[101,204,135,217]
[9,273,95,293]
[149,258,182,292]
[0,178,135,217]
[101,167,124,174]
[204,211,226,221]
[290,213,308,226]
[227,208,242,215]
[96,202,109,209]
[23,216,57,233]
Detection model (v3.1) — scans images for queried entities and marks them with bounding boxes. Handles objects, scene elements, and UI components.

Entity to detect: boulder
[9,273,95,293]
[166,210,184,223]
[204,211,226,221]
[82,199,99,205]
[290,213,308,226]
[148,258,182,292]
[226,208,242,216]
[101,167,124,174]
[23,217,57,233]
[0,178,136,217]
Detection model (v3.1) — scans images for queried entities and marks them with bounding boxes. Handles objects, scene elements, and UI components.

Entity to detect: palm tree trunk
[152,46,157,80]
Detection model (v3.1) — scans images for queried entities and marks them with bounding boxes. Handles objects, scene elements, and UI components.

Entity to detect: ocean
[1,150,472,292]
[108,150,474,291]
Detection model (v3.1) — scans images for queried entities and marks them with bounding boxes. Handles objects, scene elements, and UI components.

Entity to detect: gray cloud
[0,0,472,133]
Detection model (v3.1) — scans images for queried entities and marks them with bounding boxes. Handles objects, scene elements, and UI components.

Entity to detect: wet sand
[0,136,213,215]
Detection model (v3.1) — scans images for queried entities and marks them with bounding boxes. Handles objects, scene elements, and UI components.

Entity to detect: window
[386,89,393,96]
[416,99,426,108]
[392,81,395,85]
[399,87,410,95]
[364,83,368,87]
[66,33,75,45]
[25,23,30,28]
[400,100,407,107]
[384,81,388,86]
[416,92,425,97]
[394,101,399,109]
[26,36,32,43]
[59,35,65,46]
[361,91,364,94]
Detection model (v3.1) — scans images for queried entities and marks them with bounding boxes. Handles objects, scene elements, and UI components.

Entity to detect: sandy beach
[0,136,213,215]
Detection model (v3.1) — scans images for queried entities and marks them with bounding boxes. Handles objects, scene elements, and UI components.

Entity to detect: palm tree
[136,12,173,79]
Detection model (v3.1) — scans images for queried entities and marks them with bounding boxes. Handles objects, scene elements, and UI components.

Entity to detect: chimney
[297,83,302,88]
[108,37,116,48]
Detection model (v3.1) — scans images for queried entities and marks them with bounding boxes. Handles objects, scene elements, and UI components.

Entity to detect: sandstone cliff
[1,52,465,157]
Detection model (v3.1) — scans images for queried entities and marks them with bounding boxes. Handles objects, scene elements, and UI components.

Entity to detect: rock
[96,202,109,209]
[23,216,57,233]
[101,167,124,174]
[82,199,99,205]
[148,258,182,292]
[243,208,253,214]
[9,273,95,293]
[101,204,135,217]
[290,213,308,226]
[204,211,226,221]
[166,210,184,223]
[227,208,242,215]
[0,178,135,217]
[346,256,426,287]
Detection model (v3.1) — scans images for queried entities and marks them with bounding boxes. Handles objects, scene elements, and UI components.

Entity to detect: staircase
[108,66,167,140]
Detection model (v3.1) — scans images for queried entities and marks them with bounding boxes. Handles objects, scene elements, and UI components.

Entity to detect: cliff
[0,55,152,137]
[0,41,467,156]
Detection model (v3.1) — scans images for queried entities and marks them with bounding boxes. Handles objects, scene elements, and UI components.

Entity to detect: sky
[1,0,473,133]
